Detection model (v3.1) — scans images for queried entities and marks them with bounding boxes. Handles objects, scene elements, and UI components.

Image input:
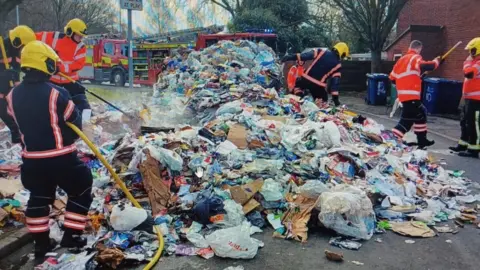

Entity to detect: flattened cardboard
[227,124,248,149]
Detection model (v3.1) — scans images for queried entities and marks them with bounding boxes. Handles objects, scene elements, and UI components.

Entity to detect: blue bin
[422,78,463,114]
[366,73,390,105]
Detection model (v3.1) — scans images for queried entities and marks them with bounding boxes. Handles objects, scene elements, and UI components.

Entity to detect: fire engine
[78,26,278,86]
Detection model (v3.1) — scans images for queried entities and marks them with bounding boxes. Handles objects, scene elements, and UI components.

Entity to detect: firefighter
[449,38,480,158]
[281,42,350,107]
[36,18,90,112]
[389,40,442,149]
[0,25,36,144]
[5,41,93,260]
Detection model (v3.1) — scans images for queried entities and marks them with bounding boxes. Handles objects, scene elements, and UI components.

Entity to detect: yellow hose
[66,122,164,270]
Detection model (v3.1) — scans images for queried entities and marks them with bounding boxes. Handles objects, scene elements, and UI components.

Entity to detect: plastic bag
[216,100,244,116]
[298,180,330,199]
[205,223,261,259]
[317,185,375,240]
[260,179,284,201]
[147,146,183,171]
[110,204,148,231]
[222,199,245,227]
[186,232,209,248]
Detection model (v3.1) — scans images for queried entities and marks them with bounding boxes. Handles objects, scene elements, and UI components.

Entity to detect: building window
[393,54,402,61]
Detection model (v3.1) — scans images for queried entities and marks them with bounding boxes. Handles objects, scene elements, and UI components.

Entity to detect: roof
[385,25,444,51]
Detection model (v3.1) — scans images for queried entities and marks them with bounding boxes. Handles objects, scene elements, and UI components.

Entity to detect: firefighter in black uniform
[281,42,350,107]
[0,25,36,143]
[5,40,93,261]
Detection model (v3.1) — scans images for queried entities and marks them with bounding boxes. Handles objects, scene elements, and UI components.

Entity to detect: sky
[109,0,231,37]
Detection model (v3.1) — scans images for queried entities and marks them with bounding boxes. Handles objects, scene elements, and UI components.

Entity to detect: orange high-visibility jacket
[389,50,439,102]
[36,31,86,84]
[463,56,480,100]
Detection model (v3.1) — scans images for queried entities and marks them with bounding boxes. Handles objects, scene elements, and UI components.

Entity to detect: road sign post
[119,0,143,89]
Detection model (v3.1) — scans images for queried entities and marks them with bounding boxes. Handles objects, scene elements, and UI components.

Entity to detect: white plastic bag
[205,224,261,259]
[222,200,245,227]
[317,185,375,240]
[260,178,283,201]
[186,232,209,248]
[147,146,183,171]
[298,180,330,199]
[110,204,148,231]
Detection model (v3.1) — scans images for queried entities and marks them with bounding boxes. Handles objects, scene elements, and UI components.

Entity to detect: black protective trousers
[294,77,328,102]
[22,152,93,238]
[392,100,429,141]
[459,99,480,151]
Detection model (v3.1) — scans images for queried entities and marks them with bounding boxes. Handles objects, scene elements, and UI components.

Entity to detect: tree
[331,0,408,72]
[0,0,24,35]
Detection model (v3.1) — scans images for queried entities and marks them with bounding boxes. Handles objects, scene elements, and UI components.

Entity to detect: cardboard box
[243,199,260,214]
[230,179,264,205]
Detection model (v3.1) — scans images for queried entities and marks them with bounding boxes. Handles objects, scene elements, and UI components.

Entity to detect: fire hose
[66,122,164,270]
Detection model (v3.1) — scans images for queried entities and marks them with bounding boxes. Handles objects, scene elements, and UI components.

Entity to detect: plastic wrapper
[317,185,376,240]
[260,179,284,202]
[298,180,330,199]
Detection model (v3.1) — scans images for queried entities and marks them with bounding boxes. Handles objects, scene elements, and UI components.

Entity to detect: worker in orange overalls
[389,40,442,149]
[36,18,90,112]
[449,38,480,158]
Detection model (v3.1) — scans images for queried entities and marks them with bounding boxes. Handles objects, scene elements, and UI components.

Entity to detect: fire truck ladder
[133,25,224,42]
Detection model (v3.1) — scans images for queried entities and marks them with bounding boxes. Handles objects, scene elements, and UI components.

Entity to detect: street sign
[120,0,143,11]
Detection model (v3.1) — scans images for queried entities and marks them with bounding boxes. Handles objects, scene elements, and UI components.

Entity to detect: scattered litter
[434,225,454,233]
[405,240,415,244]
[329,237,362,250]
[0,38,477,268]
[325,250,344,262]
[351,261,365,266]
[224,266,245,270]
[446,239,452,243]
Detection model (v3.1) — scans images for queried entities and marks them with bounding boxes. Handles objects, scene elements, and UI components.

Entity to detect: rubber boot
[458,149,479,158]
[33,231,56,265]
[60,228,87,249]
[417,133,435,149]
[449,145,468,152]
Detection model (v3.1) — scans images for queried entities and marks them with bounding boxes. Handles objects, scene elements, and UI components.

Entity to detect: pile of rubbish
[1,40,480,269]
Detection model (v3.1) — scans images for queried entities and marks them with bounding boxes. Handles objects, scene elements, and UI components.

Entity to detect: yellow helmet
[333,42,350,59]
[465,37,480,57]
[9,25,36,49]
[64,18,87,37]
[21,41,60,75]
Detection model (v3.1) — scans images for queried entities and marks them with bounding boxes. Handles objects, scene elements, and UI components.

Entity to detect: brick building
[386,0,480,81]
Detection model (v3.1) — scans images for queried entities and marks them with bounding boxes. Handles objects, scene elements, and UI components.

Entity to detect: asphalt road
[2,112,480,270]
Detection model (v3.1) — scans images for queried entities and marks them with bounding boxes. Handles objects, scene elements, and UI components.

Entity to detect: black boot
[33,232,56,265]
[449,144,468,152]
[60,228,87,249]
[417,133,435,149]
[458,149,479,158]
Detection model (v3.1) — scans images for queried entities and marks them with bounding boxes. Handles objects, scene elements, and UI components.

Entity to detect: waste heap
[1,40,479,269]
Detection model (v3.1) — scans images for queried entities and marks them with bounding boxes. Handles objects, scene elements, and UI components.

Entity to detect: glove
[435,56,444,65]
[465,71,475,79]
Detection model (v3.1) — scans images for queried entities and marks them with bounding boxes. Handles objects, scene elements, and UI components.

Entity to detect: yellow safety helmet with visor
[333,42,350,59]
[9,25,36,48]
[465,37,480,57]
[64,18,88,37]
[21,41,60,75]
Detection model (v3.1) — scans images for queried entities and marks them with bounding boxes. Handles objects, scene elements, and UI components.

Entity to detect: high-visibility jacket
[463,56,480,101]
[6,71,82,159]
[36,31,86,84]
[389,50,439,102]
